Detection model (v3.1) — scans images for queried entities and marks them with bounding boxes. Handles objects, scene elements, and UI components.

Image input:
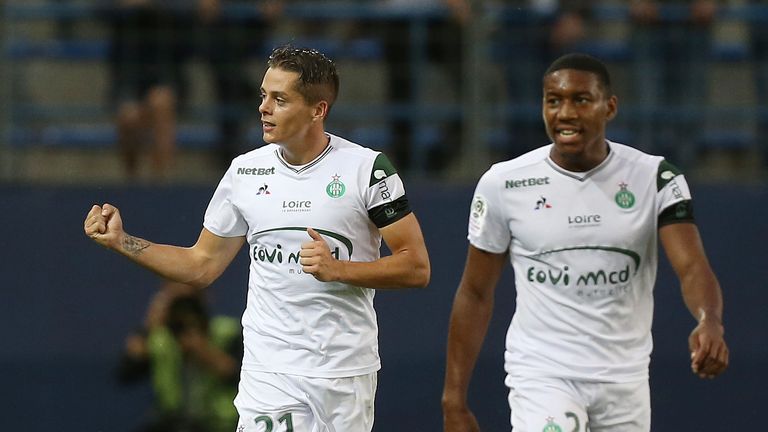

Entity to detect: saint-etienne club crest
[542,417,563,432]
[615,181,636,209]
[326,174,346,198]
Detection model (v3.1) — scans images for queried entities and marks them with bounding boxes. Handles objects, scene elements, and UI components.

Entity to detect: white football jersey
[204,133,410,378]
[468,141,694,382]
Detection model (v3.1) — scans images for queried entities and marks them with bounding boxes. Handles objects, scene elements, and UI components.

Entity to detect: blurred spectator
[496,0,592,158]
[117,281,242,432]
[629,0,720,168]
[194,0,285,170]
[106,0,190,181]
[372,0,472,173]
[748,0,768,168]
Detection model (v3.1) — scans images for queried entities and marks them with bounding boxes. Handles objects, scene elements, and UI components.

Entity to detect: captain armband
[658,199,695,227]
[368,195,412,228]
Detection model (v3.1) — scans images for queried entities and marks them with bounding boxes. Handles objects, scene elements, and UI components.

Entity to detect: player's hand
[443,404,481,432]
[84,203,125,250]
[300,228,339,282]
[689,318,729,379]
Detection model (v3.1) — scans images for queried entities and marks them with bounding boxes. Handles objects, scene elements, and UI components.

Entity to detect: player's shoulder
[230,143,280,167]
[609,140,664,169]
[607,141,688,191]
[328,133,381,161]
[328,133,402,181]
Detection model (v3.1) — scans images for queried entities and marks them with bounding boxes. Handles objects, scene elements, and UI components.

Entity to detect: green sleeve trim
[657,159,684,192]
[369,153,398,187]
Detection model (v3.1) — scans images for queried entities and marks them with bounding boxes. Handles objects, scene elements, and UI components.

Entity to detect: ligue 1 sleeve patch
[468,195,488,236]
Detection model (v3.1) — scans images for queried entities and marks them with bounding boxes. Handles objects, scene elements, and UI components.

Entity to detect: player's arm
[300,212,430,289]
[84,203,245,288]
[442,245,506,432]
[659,222,729,378]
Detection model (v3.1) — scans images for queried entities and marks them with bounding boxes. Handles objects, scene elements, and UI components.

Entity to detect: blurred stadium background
[1,1,767,431]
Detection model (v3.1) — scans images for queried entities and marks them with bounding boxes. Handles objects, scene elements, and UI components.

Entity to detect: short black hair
[267,44,340,111]
[544,53,612,95]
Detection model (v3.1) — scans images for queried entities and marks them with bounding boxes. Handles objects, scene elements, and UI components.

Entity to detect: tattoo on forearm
[123,235,150,256]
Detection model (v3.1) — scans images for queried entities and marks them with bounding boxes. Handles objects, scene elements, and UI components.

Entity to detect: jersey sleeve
[468,168,510,254]
[656,159,695,226]
[365,152,412,228]
[203,167,248,237]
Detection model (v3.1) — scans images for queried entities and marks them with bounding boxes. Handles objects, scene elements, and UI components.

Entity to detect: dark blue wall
[1,181,766,431]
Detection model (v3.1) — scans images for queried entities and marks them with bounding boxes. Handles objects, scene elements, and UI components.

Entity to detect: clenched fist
[84,203,125,250]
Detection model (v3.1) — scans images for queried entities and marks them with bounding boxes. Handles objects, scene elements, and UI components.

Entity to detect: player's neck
[280,131,330,165]
[550,140,610,172]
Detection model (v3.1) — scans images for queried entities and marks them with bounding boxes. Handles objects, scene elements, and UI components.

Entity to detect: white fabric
[204,133,407,378]
[468,141,692,382]
[505,374,650,432]
[235,370,377,432]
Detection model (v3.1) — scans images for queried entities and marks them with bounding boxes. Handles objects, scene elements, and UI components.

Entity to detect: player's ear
[312,101,329,121]
[606,95,618,121]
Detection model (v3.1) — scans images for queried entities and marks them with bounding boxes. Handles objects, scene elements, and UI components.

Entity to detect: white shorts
[505,375,650,432]
[234,370,377,432]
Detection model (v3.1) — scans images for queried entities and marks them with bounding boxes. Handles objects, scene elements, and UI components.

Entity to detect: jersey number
[253,413,294,431]
[565,411,590,432]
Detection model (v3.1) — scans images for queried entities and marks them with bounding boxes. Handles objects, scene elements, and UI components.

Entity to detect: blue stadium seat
[6,39,109,60]
[348,127,392,153]
[411,125,443,172]
[573,41,633,62]
[712,42,750,62]
[262,37,384,61]
[9,124,223,150]
[40,125,115,148]
[699,130,754,151]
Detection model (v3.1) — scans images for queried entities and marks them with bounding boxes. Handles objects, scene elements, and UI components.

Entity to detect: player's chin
[262,133,278,144]
[552,135,584,150]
